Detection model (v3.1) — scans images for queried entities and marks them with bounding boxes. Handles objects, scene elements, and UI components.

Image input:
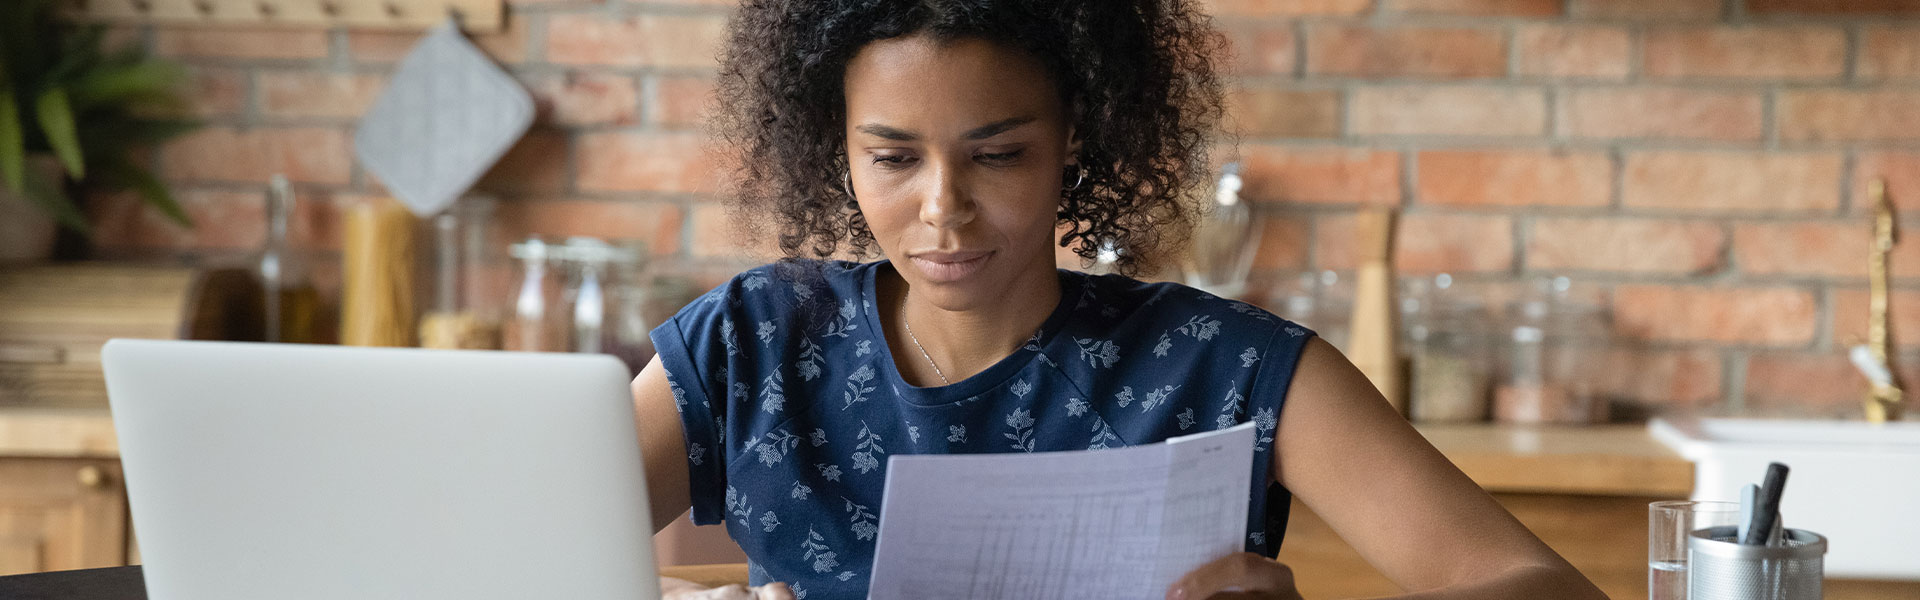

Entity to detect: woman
[631,2,1609,599]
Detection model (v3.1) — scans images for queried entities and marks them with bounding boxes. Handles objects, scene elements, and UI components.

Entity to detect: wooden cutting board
[0,264,261,409]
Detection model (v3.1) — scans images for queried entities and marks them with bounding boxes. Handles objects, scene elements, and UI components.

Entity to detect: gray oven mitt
[353,19,533,216]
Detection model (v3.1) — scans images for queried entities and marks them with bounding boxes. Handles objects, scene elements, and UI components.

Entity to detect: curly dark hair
[710,0,1228,276]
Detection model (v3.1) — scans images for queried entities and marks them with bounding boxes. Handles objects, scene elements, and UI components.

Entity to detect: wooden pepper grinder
[1348,208,1407,416]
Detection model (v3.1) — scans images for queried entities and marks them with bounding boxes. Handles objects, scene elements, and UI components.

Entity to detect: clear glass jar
[1407,274,1492,423]
[419,197,504,350]
[1493,276,1611,425]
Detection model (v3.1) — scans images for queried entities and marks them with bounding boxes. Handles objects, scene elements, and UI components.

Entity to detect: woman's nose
[918,163,977,229]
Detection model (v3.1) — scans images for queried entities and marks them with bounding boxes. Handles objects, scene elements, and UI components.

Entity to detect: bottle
[256,175,327,343]
[1183,162,1259,299]
[505,237,559,352]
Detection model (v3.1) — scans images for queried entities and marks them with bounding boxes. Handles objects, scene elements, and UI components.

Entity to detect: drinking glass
[1650,500,1742,600]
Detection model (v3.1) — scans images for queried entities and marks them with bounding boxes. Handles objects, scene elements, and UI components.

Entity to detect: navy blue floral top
[650,260,1315,599]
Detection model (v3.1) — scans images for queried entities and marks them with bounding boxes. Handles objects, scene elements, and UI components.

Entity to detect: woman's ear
[1065,126,1082,166]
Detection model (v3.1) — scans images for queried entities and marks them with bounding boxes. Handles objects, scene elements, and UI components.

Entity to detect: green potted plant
[1,0,195,261]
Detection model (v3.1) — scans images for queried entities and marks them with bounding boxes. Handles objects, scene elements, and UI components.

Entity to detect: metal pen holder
[1687,525,1828,600]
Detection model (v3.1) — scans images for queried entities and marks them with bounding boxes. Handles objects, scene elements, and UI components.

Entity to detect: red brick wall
[93,0,1920,418]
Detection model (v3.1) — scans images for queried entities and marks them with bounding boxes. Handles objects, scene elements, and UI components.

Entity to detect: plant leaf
[34,87,84,179]
[103,159,190,228]
[0,90,24,194]
[68,60,186,110]
[20,159,89,234]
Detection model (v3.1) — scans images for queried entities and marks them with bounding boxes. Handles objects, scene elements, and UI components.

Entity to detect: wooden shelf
[59,0,503,32]
[1417,423,1694,498]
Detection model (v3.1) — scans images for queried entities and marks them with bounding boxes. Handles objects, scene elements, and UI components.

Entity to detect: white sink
[1650,418,1920,580]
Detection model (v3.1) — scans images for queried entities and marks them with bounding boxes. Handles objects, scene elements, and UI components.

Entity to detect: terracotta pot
[0,157,65,263]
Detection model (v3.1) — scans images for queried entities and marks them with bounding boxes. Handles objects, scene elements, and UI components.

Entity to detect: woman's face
[842,34,1077,311]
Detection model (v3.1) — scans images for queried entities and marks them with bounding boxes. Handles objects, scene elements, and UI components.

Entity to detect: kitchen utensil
[353,20,533,216]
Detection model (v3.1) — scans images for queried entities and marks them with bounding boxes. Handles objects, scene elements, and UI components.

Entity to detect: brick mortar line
[1626,23,1644,83]
[1845,23,1863,83]
[1723,349,1748,412]
[639,75,663,129]
[1397,147,1417,208]
[1503,21,1521,82]
[1293,19,1310,80]
[525,12,551,65]
[1763,86,1781,150]
[326,28,351,71]
[1511,215,1530,275]
[1544,86,1563,141]
[1816,286,1838,351]
[1840,149,1860,213]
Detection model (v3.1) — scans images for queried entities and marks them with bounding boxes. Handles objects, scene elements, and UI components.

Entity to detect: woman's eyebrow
[961,116,1036,140]
[853,116,1038,142]
[855,123,917,141]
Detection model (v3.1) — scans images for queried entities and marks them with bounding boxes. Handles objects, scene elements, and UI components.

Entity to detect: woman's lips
[910,250,993,283]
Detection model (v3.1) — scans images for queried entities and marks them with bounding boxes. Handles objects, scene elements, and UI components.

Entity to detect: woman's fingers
[1166,553,1303,600]
[754,582,797,600]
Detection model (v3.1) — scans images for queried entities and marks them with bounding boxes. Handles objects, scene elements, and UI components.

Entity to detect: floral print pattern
[650,260,1314,598]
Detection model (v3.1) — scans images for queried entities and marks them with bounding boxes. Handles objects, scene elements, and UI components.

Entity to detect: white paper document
[866,421,1257,600]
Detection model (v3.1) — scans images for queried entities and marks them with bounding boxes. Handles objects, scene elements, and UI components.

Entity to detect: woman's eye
[977,150,1024,165]
[871,155,916,169]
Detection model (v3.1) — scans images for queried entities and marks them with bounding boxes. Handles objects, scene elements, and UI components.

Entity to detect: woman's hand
[660,576,795,600]
[1166,553,1306,600]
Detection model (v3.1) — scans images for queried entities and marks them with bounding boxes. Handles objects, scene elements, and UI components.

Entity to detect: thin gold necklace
[902,317,950,385]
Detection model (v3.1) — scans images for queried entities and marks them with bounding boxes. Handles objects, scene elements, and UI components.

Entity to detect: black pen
[1742,462,1790,546]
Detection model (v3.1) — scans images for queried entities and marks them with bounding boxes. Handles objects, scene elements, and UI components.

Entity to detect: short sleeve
[1248,322,1315,447]
[1245,321,1315,556]
[649,289,733,526]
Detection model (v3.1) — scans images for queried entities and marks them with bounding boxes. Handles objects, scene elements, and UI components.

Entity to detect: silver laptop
[102,340,660,600]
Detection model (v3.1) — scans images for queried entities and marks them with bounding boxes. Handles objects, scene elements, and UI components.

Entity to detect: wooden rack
[59,0,502,32]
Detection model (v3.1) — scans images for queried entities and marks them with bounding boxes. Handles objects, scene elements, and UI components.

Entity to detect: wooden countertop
[0,408,118,457]
[0,409,1692,496]
[1417,423,1694,497]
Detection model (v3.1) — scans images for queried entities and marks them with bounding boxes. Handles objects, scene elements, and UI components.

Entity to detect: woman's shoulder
[673,259,871,322]
[1069,271,1311,344]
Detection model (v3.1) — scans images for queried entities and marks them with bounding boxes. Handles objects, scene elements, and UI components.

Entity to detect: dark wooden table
[0,564,749,599]
[0,566,146,600]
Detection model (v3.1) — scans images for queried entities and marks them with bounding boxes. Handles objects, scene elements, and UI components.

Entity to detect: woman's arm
[1173,338,1606,600]
[635,358,796,600]
[632,355,696,535]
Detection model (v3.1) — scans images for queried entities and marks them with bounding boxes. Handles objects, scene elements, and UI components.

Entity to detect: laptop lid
[102,340,659,600]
